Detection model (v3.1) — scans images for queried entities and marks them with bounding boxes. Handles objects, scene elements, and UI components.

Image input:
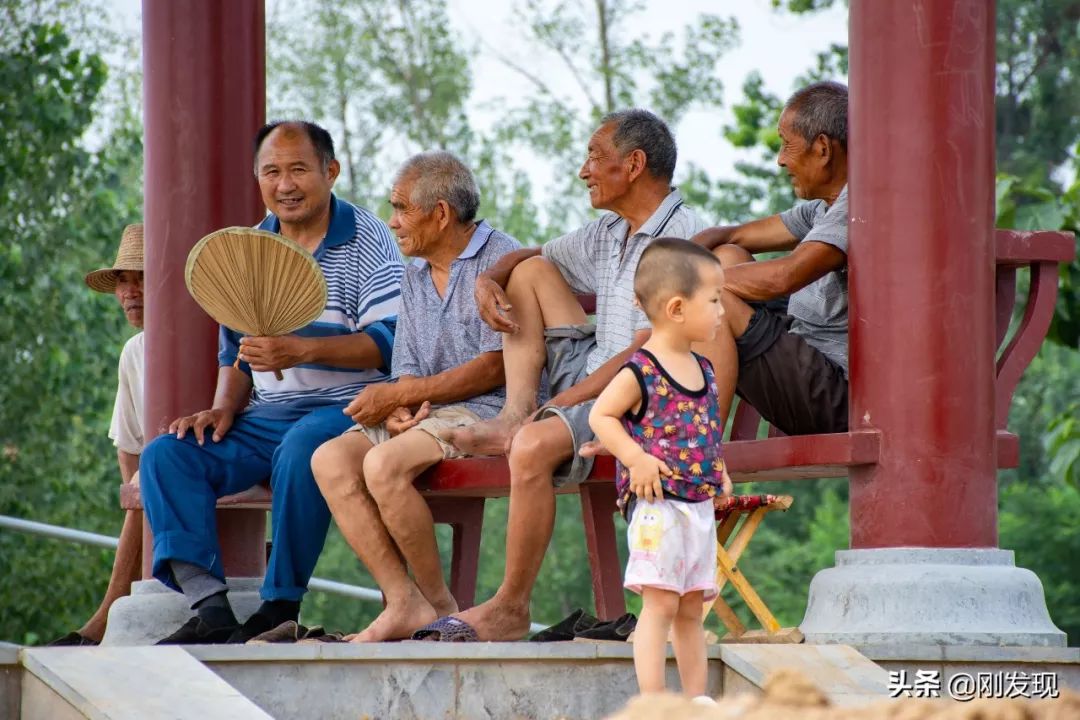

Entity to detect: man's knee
[311,438,365,498]
[140,434,192,488]
[713,244,753,267]
[362,444,407,498]
[508,421,569,486]
[508,255,560,289]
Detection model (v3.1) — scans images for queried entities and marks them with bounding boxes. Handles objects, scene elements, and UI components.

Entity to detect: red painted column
[142,0,266,576]
[848,0,997,548]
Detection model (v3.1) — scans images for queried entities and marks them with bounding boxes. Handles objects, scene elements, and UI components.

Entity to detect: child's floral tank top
[616,348,726,514]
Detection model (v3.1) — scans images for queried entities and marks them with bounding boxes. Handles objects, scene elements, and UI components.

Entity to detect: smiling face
[255,125,339,228]
[387,175,443,258]
[578,122,634,211]
[776,109,831,200]
[114,270,144,328]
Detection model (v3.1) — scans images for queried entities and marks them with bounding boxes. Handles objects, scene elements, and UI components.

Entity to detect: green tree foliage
[266,0,546,246]
[0,17,143,643]
[492,0,739,226]
[267,0,472,206]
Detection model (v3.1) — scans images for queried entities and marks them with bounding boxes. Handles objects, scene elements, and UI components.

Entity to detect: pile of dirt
[603,669,1079,720]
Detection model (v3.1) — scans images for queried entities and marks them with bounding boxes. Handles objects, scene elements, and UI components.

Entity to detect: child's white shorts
[624,498,718,600]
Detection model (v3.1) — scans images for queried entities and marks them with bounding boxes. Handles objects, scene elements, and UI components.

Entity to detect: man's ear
[435,199,452,231]
[326,158,341,184]
[626,148,647,183]
[813,134,832,165]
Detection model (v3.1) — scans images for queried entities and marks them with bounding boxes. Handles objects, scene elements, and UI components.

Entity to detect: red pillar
[848,0,997,548]
[142,1,266,576]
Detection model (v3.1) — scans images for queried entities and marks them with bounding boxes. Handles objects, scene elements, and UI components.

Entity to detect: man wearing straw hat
[139,121,404,645]
[50,224,147,646]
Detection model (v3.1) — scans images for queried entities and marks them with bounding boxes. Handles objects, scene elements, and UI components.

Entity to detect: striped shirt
[541,189,707,374]
[394,221,521,419]
[219,194,404,420]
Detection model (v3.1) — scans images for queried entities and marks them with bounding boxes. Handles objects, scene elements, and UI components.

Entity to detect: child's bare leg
[634,587,680,693]
[671,590,708,697]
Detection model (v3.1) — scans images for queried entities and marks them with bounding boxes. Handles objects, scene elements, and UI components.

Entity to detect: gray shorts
[536,324,597,487]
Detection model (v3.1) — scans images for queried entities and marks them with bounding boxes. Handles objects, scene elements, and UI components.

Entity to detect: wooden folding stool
[703,494,804,643]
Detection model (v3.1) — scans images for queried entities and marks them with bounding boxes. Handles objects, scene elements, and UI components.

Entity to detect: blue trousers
[139,405,354,601]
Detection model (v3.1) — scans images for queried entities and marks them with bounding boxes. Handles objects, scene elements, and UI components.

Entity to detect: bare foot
[348,593,440,643]
[441,412,530,456]
[426,590,459,619]
[445,595,532,641]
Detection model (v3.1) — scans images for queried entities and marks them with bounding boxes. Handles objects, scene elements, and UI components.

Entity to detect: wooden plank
[715,512,741,546]
[716,549,781,633]
[725,509,767,565]
[994,229,1075,266]
[710,595,747,638]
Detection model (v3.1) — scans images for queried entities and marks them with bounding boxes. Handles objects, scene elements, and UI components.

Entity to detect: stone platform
[3,641,887,719]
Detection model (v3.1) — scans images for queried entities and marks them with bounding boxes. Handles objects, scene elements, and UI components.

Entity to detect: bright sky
[106,0,848,187]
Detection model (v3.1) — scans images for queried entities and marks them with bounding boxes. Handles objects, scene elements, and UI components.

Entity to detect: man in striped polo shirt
[435,109,709,641]
[140,121,404,644]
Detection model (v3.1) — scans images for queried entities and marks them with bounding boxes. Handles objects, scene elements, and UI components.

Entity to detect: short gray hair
[393,151,480,224]
[599,108,677,183]
[783,81,848,150]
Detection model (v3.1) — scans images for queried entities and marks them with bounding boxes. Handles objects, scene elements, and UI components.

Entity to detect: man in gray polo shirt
[311,151,519,642]
[695,81,849,436]
[432,109,707,642]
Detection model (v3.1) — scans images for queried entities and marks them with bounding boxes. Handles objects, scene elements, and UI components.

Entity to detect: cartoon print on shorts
[630,504,665,557]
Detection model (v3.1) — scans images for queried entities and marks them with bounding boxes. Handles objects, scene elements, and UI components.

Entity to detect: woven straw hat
[85,223,144,293]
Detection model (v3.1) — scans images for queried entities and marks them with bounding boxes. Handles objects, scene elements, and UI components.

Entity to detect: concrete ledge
[20,647,272,719]
[719,644,887,706]
[858,644,1080,664]
[188,639,723,663]
[195,640,715,720]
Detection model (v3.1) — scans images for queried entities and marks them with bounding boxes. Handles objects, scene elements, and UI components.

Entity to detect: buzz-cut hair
[634,238,723,320]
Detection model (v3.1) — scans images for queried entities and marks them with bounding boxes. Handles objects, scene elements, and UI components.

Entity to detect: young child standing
[588,238,732,699]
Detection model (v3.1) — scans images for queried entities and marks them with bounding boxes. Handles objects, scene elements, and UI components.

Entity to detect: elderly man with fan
[139,121,405,645]
[310,150,520,642]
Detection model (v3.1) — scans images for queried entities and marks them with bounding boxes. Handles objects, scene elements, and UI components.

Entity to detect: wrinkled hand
[628,453,672,504]
[238,335,306,373]
[385,402,431,436]
[474,275,517,334]
[344,383,405,426]
[719,461,733,499]
[169,408,236,445]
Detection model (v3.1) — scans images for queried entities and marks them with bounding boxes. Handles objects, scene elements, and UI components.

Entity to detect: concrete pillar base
[102,578,264,646]
[799,548,1066,647]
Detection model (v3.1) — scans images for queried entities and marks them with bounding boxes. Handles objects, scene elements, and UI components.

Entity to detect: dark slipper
[575,613,637,641]
[248,620,330,644]
[529,608,600,642]
[248,620,299,644]
[410,616,480,642]
[298,630,346,644]
[47,631,99,647]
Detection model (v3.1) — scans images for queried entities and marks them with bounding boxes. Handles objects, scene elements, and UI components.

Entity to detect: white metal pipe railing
[0,514,547,632]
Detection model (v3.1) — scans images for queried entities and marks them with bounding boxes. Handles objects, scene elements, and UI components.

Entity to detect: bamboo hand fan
[185,227,327,381]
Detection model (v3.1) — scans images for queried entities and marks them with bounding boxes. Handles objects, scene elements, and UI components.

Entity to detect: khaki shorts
[347,405,482,460]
